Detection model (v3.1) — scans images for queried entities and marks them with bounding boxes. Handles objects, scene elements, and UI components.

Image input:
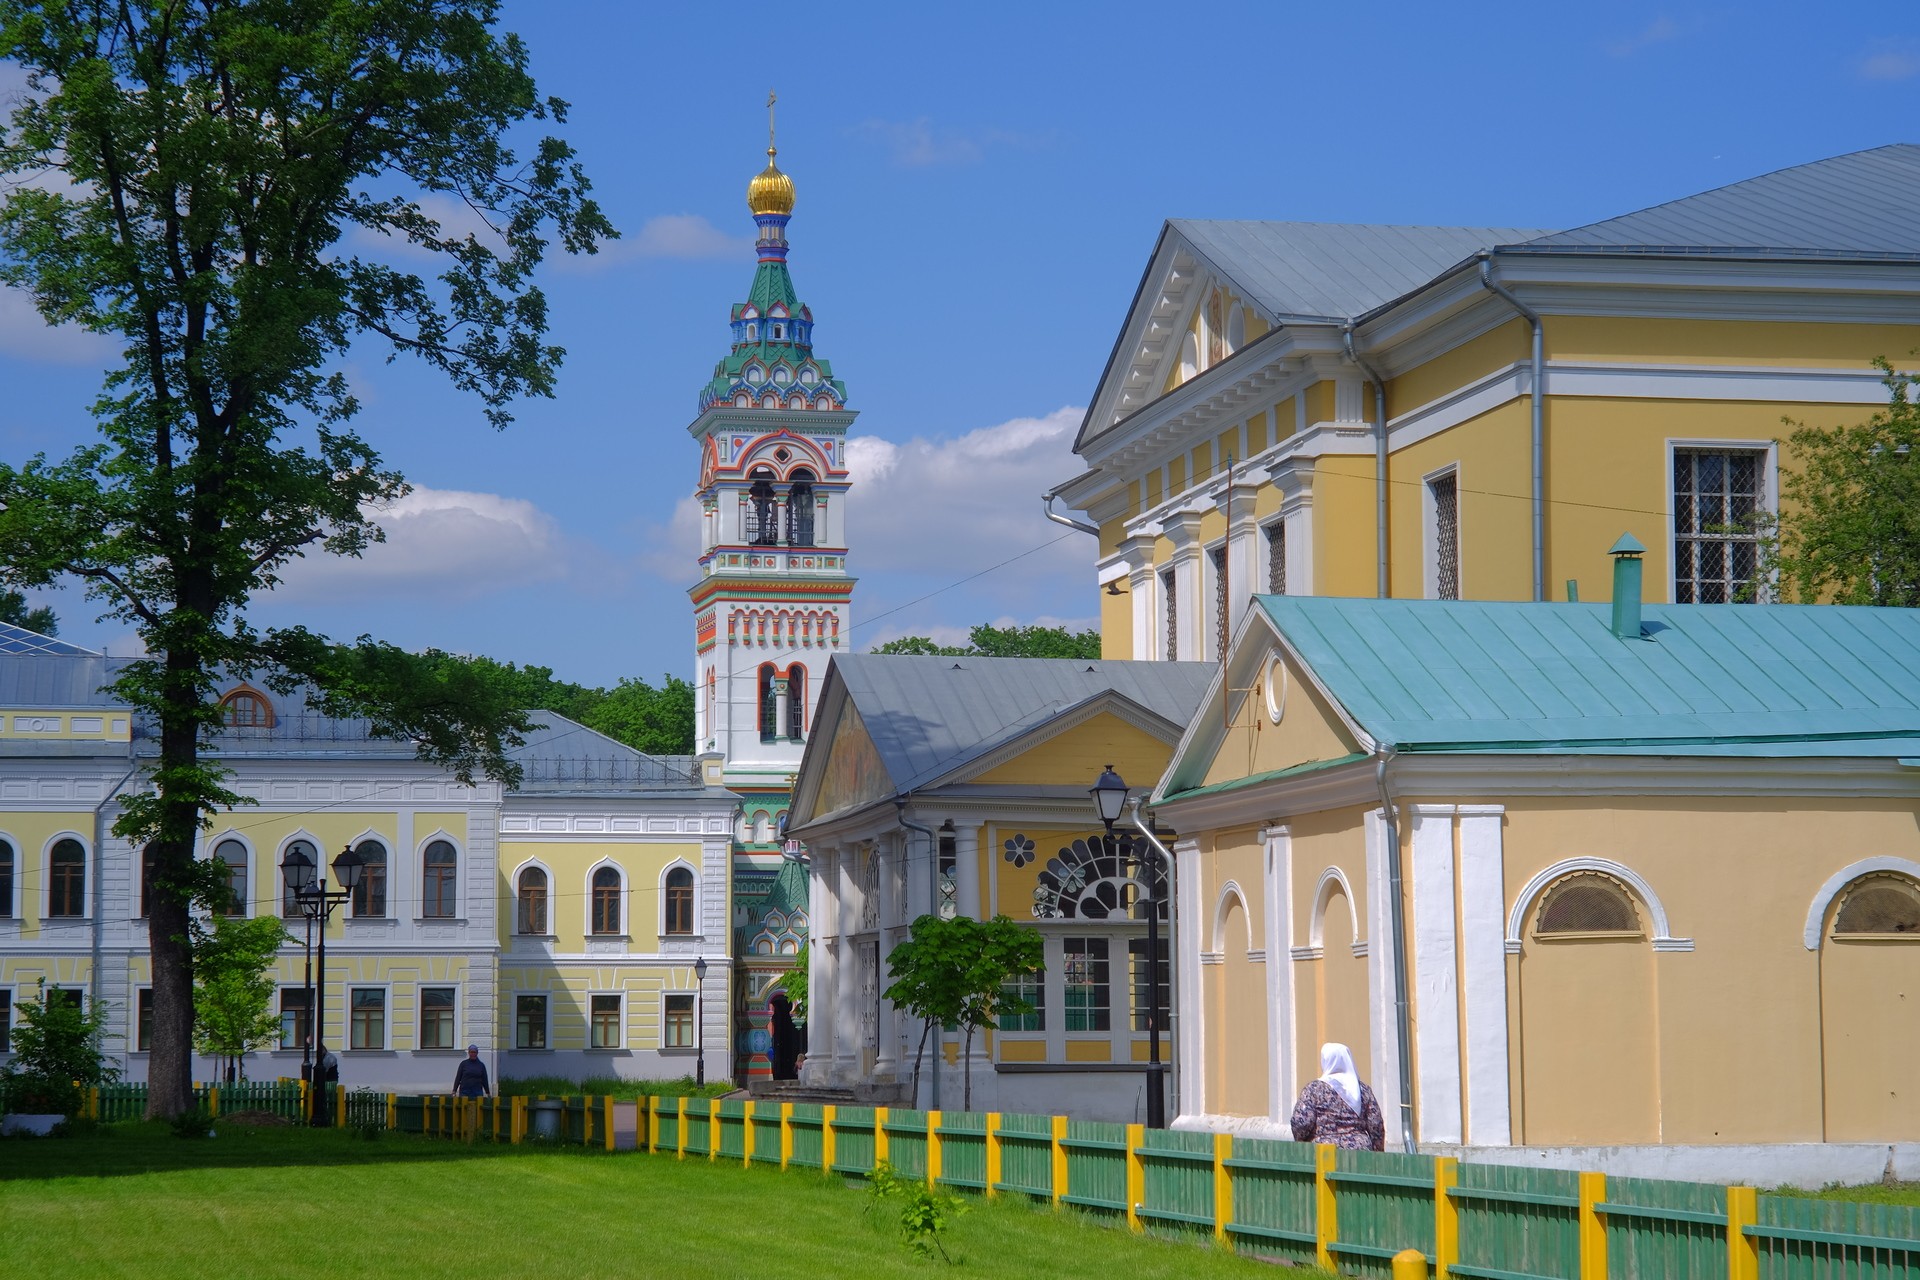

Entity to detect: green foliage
[498,1074,729,1100]
[170,1107,215,1140]
[191,915,291,1075]
[779,941,809,1018]
[0,981,119,1115]
[0,0,610,1116]
[872,623,1101,659]
[0,588,55,635]
[409,652,696,755]
[1765,360,1920,605]
[884,914,1044,1108]
[866,1160,968,1262]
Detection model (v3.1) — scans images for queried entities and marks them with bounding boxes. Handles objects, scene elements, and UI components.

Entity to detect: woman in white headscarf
[1289,1042,1385,1150]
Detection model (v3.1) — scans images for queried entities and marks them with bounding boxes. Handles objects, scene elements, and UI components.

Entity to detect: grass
[497,1073,733,1100]
[1768,1181,1920,1207]
[0,1124,1315,1280]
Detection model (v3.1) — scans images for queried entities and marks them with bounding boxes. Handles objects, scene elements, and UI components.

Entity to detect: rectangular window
[137,988,154,1052]
[1210,545,1229,660]
[0,989,10,1053]
[419,987,456,1051]
[1161,568,1178,661]
[1128,937,1171,1034]
[937,832,957,921]
[47,987,82,1013]
[280,989,311,1051]
[514,994,547,1050]
[1266,521,1287,595]
[1063,937,1111,1032]
[589,994,622,1050]
[998,966,1044,1033]
[1674,447,1766,603]
[1428,470,1460,601]
[663,994,695,1049]
[349,988,385,1051]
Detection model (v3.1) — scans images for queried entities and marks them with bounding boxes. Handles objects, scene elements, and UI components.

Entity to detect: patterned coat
[1289,1078,1386,1150]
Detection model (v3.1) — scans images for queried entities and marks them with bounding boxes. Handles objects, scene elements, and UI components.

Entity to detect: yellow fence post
[1434,1156,1459,1279]
[1124,1123,1145,1232]
[1213,1132,1233,1245]
[1727,1185,1759,1280]
[208,1086,220,1119]
[646,1096,660,1153]
[335,1084,345,1128]
[1051,1114,1069,1207]
[742,1101,755,1166]
[709,1102,721,1162]
[821,1104,837,1174]
[605,1097,616,1153]
[1314,1143,1338,1272]
[926,1111,943,1189]
[1579,1171,1607,1280]
[514,1095,527,1143]
[87,1087,99,1121]
[985,1113,1002,1201]
[873,1106,890,1166]
[388,1094,397,1133]
[780,1101,794,1170]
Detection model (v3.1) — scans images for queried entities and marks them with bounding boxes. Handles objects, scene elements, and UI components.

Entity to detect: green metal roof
[1256,597,1920,757]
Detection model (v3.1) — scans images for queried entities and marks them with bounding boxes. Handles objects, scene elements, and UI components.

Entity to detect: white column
[952,823,980,920]
[1174,836,1204,1120]
[1221,480,1260,646]
[1364,809,1404,1151]
[834,843,860,1078]
[1457,805,1511,1145]
[1410,804,1462,1144]
[1263,824,1296,1124]
[1267,459,1317,597]
[875,832,901,1081]
[804,846,837,1083]
[1117,533,1158,661]
[1162,511,1205,663]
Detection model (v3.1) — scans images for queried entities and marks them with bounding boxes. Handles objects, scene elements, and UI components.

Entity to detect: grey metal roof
[0,621,98,657]
[829,655,1216,793]
[506,712,710,795]
[1170,220,1553,322]
[0,652,120,706]
[1518,144,1920,259]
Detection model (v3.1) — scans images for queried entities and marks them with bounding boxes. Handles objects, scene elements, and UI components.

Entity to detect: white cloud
[1860,46,1920,81]
[0,285,114,364]
[1605,16,1680,56]
[853,118,1051,168]
[620,214,751,260]
[273,485,568,602]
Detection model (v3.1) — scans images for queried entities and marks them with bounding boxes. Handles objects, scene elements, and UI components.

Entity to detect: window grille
[1430,472,1460,600]
[1211,546,1229,660]
[419,987,456,1051]
[1267,522,1286,595]
[591,867,622,935]
[1162,568,1178,661]
[515,994,547,1050]
[998,966,1044,1032]
[516,868,548,934]
[665,867,695,935]
[758,665,778,742]
[422,840,458,919]
[1674,448,1765,602]
[49,838,84,917]
[1128,937,1170,1033]
[1535,872,1640,935]
[349,988,385,1050]
[1833,875,1920,936]
[1063,937,1111,1031]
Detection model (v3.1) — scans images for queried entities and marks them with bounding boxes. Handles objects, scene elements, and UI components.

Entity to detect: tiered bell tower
[689,99,855,837]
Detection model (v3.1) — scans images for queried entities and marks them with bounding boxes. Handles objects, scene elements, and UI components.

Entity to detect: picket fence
[77,1087,1919,1280]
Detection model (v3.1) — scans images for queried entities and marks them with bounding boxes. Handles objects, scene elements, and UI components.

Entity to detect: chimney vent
[1609,533,1646,640]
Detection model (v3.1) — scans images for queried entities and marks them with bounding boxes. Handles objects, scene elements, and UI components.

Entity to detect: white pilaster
[1163,512,1206,663]
[1364,808,1404,1151]
[1410,804,1462,1144]
[834,844,859,1078]
[874,831,902,1080]
[953,824,980,920]
[1174,836,1205,1120]
[1263,824,1296,1124]
[1457,805,1511,1145]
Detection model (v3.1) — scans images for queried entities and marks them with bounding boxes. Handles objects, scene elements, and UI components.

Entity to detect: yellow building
[0,627,735,1091]
[1150,546,1920,1181]
[785,654,1211,1119]
[1047,144,1920,653]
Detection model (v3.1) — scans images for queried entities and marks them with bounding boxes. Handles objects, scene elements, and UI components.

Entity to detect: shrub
[0,982,118,1117]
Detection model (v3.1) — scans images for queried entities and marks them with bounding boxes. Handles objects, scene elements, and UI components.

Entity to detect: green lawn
[0,1125,1309,1279]
[1769,1181,1920,1207]
[496,1073,733,1100]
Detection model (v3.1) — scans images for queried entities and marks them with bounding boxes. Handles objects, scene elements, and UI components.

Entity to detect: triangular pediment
[793,692,895,827]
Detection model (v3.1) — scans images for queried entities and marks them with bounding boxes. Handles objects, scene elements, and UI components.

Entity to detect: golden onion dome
[747,147,795,217]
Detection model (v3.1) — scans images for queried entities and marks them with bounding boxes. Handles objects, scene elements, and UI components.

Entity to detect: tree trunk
[912,1018,931,1107]
[144,649,209,1120]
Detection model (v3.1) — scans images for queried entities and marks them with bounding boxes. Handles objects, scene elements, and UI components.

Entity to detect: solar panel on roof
[0,621,99,657]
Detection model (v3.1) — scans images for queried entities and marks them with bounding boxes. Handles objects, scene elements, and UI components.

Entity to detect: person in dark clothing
[768,991,802,1081]
[452,1044,490,1097]
[1289,1042,1385,1151]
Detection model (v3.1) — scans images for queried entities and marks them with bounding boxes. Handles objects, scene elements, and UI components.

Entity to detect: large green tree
[412,652,696,755]
[0,587,57,634]
[883,913,1044,1110]
[0,1,611,1116]
[872,623,1101,660]
[1765,360,1920,606]
[191,913,289,1083]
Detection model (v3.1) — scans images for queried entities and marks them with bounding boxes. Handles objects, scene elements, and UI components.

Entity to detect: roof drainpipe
[1343,324,1392,598]
[1609,533,1647,639]
[1478,256,1546,602]
[1375,746,1417,1152]
[92,751,143,1034]
[1042,491,1100,537]
[897,802,941,1111]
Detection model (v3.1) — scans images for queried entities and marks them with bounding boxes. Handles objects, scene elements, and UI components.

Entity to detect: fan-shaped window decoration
[1032,832,1167,922]
[665,866,695,936]
[215,839,248,916]
[517,867,548,935]
[591,867,622,935]
[219,686,274,728]
[351,840,387,918]
[1832,874,1920,937]
[1534,871,1641,936]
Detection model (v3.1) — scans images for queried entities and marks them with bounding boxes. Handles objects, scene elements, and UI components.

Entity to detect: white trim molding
[1802,856,1920,950]
[1309,865,1362,950]
[1410,804,1462,1144]
[1455,804,1511,1146]
[1505,856,1693,953]
[1212,879,1252,955]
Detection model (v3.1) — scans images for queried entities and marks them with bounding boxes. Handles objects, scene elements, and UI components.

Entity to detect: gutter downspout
[1126,798,1179,1124]
[1478,256,1546,602]
[1042,491,1100,537]
[1375,746,1416,1152]
[897,803,941,1111]
[92,748,143,1057]
[1343,325,1392,598]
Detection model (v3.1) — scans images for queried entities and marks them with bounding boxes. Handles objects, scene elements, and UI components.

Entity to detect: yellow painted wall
[496,961,705,1054]
[498,839,705,951]
[1247,410,1269,455]
[1200,649,1364,789]
[0,811,99,931]
[1548,316,1920,368]
[1386,399,1533,602]
[1284,805,1373,1094]
[1304,380,1336,425]
[1312,458,1379,597]
[969,711,1177,789]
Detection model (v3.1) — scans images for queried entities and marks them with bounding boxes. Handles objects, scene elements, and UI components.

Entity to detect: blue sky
[3,1,1917,687]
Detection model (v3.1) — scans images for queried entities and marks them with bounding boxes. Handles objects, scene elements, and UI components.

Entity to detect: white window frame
[135,985,154,1053]
[1422,462,1462,601]
[41,831,90,921]
[512,860,555,937]
[278,986,312,1052]
[587,991,625,1051]
[1665,438,1778,604]
[586,861,627,938]
[659,859,700,940]
[417,832,462,922]
[0,831,17,920]
[206,832,254,919]
[417,984,459,1052]
[347,984,389,1052]
[513,991,550,1051]
[1261,519,1288,597]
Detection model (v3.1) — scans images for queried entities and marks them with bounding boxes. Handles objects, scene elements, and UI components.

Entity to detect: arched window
[517,867,548,935]
[282,839,317,917]
[1179,332,1198,382]
[140,843,158,918]
[49,837,85,917]
[215,839,248,916]
[786,469,816,546]
[785,664,806,740]
[1832,874,1920,936]
[1534,872,1641,936]
[665,866,695,936]
[351,840,387,918]
[747,469,778,545]
[219,685,274,728]
[591,867,622,935]
[422,840,458,919]
[0,837,13,918]
[758,664,778,742]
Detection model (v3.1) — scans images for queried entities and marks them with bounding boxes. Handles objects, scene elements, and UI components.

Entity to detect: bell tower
[689,97,855,814]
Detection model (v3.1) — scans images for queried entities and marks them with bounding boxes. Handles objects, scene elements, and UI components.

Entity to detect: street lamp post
[693,956,709,1087]
[1092,765,1166,1129]
[280,844,366,1127]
